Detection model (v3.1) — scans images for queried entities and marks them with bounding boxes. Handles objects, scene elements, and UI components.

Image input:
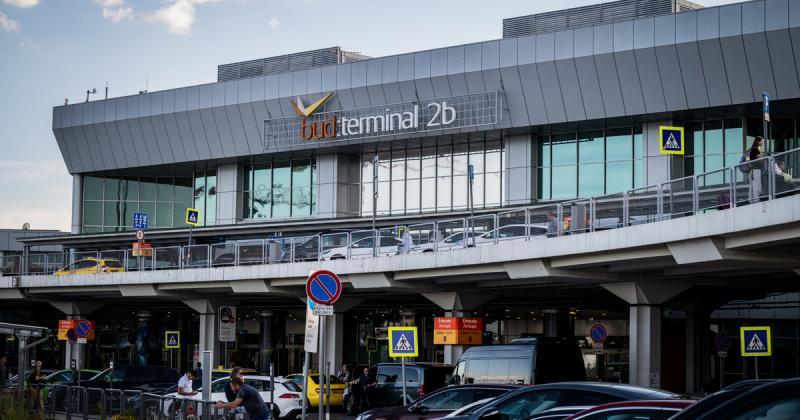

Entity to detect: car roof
[212,368,258,372]
[375,362,452,367]
[694,378,800,419]
[501,382,679,400]
[444,384,522,390]
[568,400,694,418]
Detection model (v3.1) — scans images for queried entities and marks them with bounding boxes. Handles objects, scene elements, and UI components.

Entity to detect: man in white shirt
[177,369,198,397]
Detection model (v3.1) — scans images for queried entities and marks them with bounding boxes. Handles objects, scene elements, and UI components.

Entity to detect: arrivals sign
[264,91,499,149]
[433,317,482,345]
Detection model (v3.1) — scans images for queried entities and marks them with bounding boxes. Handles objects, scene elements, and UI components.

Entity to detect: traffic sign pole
[401,356,407,405]
[319,315,325,420]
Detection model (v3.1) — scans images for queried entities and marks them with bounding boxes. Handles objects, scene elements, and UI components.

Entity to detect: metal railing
[9,148,800,277]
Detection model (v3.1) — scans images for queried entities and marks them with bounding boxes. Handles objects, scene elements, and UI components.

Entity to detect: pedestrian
[193,361,203,390]
[401,228,414,254]
[0,355,7,383]
[177,368,198,416]
[774,160,795,196]
[28,360,45,412]
[747,136,765,203]
[225,367,245,403]
[215,376,271,420]
[337,364,353,383]
[358,367,376,410]
[546,212,558,237]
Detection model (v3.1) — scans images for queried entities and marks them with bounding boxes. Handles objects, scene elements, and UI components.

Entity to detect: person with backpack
[743,136,766,203]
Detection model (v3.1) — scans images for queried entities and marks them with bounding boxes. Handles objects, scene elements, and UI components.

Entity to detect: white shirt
[178,374,193,395]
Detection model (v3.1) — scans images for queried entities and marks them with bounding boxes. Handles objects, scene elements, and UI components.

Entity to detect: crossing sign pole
[388,326,418,405]
[740,326,772,380]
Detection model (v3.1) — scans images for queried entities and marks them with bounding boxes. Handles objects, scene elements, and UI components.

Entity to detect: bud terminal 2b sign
[264,91,500,149]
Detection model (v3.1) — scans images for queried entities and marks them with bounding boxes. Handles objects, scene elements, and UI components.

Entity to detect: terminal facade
[2,0,800,395]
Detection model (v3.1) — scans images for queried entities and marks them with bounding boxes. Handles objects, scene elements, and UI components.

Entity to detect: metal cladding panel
[382,56,399,83]
[320,66,336,92]
[634,48,667,113]
[382,81,402,104]
[675,10,698,43]
[594,24,614,54]
[720,3,743,37]
[90,108,114,167]
[742,1,766,34]
[265,74,280,100]
[698,9,720,41]
[398,54,414,81]
[187,86,200,111]
[575,27,594,57]
[128,118,155,166]
[517,36,535,64]
[198,85,213,109]
[398,80,417,103]
[482,41,500,69]
[719,36,755,103]
[237,79,252,103]
[415,51,432,78]
[213,107,239,157]
[52,107,62,129]
[212,83,226,108]
[593,53,626,117]
[367,84,387,105]
[251,77,266,102]
[367,59,382,85]
[554,59,586,121]
[633,17,655,49]
[430,76,452,99]
[676,43,710,109]
[250,101,268,139]
[198,108,224,158]
[697,39,733,107]
[792,0,800,27]
[351,86,371,108]
[614,51,646,115]
[224,105,252,156]
[415,78,436,101]
[766,0,789,31]
[162,113,189,162]
[431,48,448,77]
[654,14,676,46]
[448,46,466,72]
[98,122,123,169]
[499,66,530,126]
[104,99,116,122]
[116,119,143,167]
[173,112,199,162]
[264,98,285,120]
[500,38,518,66]
[464,71,486,96]
[742,33,778,99]
[186,110,213,161]
[536,33,555,62]
[52,130,74,173]
[519,63,550,125]
[465,43,482,72]
[60,127,84,173]
[614,21,634,52]
[174,88,188,112]
[335,87,356,110]
[537,61,567,123]
[74,126,97,172]
[574,56,606,120]
[554,31,573,60]
[147,115,175,163]
[447,73,469,96]
[351,61,367,87]
[767,30,800,99]
[278,73,293,98]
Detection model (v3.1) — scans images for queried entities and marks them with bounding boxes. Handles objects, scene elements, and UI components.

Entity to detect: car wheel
[331,255,345,260]
[422,249,433,253]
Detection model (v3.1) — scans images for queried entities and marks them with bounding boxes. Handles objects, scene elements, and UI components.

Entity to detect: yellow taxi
[54,258,125,275]
[285,371,347,407]
[211,368,259,381]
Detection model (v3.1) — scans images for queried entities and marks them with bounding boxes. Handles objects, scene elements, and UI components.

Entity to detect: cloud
[0,11,20,31]
[3,0,39,8]
[268,17,279,28]
[93,0,133,22]
[145,0,223,35]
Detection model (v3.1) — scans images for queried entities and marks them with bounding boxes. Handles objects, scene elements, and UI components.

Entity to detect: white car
[411,231,479,253]
[162,375,303,419]
[474,224,548,245]
[321,236,403,260]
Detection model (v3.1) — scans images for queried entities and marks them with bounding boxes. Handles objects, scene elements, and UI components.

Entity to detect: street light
[85,88,97,102]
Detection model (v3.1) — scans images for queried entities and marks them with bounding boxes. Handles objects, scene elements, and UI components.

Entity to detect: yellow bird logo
[291,92,335,117]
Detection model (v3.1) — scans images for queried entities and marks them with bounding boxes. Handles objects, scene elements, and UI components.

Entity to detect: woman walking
[747,136,765,203]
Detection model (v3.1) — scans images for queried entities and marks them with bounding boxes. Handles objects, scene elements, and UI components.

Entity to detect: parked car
[522,406,591,420]
[357,384,519,420]
[444,383,678,420]
[321,236,404,260]
[670,379,778,420]
[347,363,454,415]
[450,337,586,386]
[76,365,180,392]
[412,231,479,253]
[54,257,124,275]
[162,375,302,419]
[676,377,800,420]
[441,398,498,418]
[563,400,694,420]
[210,368,259,382]
[473,224,548,246]
[284,372,347,408]
[3,368,55,389]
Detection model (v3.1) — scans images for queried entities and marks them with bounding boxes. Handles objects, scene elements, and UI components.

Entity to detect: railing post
[492,215,498,245]
[768,157,776,200]
[692,175,699,215]
[524,208,531,241]
[235,242,240,266]
[347,232,352,259]
[556,204,564,236]
[434,222,439,252]
[656,184,663,221]
[318,235,323,261]
[589,198,596,232]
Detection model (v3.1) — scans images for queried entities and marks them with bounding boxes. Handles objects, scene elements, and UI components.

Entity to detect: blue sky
[0,0,736,231]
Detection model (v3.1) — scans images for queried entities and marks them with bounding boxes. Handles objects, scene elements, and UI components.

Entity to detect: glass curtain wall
[193,170,217,226]
[537,126,644,200]
[361,136,505,216]
[82,176,193,233]
[242,158,316,220]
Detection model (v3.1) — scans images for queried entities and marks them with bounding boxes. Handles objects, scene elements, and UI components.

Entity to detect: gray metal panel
[634,17,655,49]
[719,36,755,103]
[221,81,236,105]
[198,84,213,109]
[500,38,518,66]
[367,59,382,85]
[187,86,200,111]
[66,126,90,172]
[250,100,268,140]
[743,33,778,98]
[367,84,387,106]
[594,24,614,54]
[115,101,143,166]
[554,59,585,121]
[100,122,126,168]
[614,51,646,115]
[398,80,417,103]
[575,27,594,57]
[554,31,572,60]
[174,88,187,112]
[199,108,224,158]
[251,77,266,102]
[129,118,156,166]
[90,104,115,167]
[294,70,310,95]
[767,30,800,98]
[483,68,508,127]
[655,44,690,109]
[447,73,469,96]
[225,104,252,156]
[675,42,710,109]
[431,48,448,77]
[212,83,226,108]
[148,115,175,163]
[75,126,97,172]
[278,73,293,98]
[382,81,402,104]
[464,71,486,95]
[52,130,74,173]
[720,3,743,37]
[766,0,789,30]
[351,61,367,87]
[593,54,626,117]
[499,66,530,126]
[264,74,280,100]
[429,75,450,99]
[52,107,62,129]
[792,0,800,27]
[415,77,435,101]
[697,39,732,107]
[414,51,431,78]
[742,1,766,34]
[174,111,201,162]
[634,48,667,113]
[321,66,337,92]
[574,56,605,120]
[465,43,482,72]
[82,124,104,171]
[536,33,555,62]
[306,68,322,94]
[187,109,214,160]
[482,40,500,69]
[537,62,567,123]
[698,8,720,40]
[517,36,535,64]
[654,14,676,46]
[162,112,189,162]
[351,86,372,108]
[613,21,634,52]
[675,10,698,43]
[382,56,399,83]
[213,106,238,157]
[447,46,465,73]
[398,53,414,81]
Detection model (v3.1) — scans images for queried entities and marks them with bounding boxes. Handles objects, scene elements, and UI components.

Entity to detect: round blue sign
[74,320,91,338]
[306,270,342,305]
[589,323,607,344]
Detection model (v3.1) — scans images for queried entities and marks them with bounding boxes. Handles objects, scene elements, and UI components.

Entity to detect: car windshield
[103,259,123,268]
[450,398,494,416]
[282,381,301,392]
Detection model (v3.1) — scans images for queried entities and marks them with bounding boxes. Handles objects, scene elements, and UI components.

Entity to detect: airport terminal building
[3,0,800,394]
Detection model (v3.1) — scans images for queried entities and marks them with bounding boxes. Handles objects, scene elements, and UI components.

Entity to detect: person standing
[748,136,766,203]
[28,360,46,412]
[215,377,271,420]
[193,361,203,390]
[337,364,353,383]
[358,367,376,411]
[0,355,7,383]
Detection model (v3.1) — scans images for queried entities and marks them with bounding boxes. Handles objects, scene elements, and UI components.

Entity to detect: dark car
[523,406,591,420]
[357,384,519,420]
[450,337,586,386]
[678,377,800,420]
[346,363,453,415]
[75,365,180,392]
[564,400,695,420]
[445,382,678,420]
[670,379,778,420]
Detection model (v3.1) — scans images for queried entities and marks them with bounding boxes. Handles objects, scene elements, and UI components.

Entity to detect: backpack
[738,149,752,173]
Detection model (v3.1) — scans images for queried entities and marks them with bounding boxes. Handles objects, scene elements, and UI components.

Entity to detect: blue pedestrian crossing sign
[388,326,418,358]
[659,126,685,155]
[185,208,200,226]
[133,212,148,230]
[165,331,180,349]
[740,326,771,357]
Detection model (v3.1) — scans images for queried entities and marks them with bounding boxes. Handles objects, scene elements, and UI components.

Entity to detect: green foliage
[0,393,44,420]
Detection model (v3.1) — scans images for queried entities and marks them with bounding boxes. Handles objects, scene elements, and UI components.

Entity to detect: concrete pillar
[50,302,103,370]
[422,292,499,365]
[643,121,676,184]
[215,163,243,225]
[324,314,344,375]
[543,309,559,337]
[184,300,219,370]
[316,154,360,219]
[504,134,534,206]
[71,174,83,234]
[685,310,696,393]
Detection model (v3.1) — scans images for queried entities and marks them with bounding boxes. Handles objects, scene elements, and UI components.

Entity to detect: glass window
[579,164,604,197]
[292,161,311,216]
[83,201,103,227]
[377,181,390,214]
[105,177,121,201]
[552,165,577,199]
[156,202,173,228]
[175,177,193,203]
[497,389,562,420]
[485,172,501,206]
[421,178,436,212]
[272,163,291,218]
[103,202,121,229]
[421,388,473,410]
[437,176,451,211]
[607,161,633,193]
[579,131,604,163]
[466,359,489,384]
[157,177,173,202]
[252,164,272,219]
[731,397,800,420]
[391,180,405,214]
[84,176,104,200]
[362,182,373,215]
[579,409,664,420]
[377,366,401,383]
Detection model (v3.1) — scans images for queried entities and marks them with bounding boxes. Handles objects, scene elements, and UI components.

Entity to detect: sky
[0,0,738,232]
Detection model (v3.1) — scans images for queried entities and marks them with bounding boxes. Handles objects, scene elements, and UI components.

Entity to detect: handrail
[9,147,800,277]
